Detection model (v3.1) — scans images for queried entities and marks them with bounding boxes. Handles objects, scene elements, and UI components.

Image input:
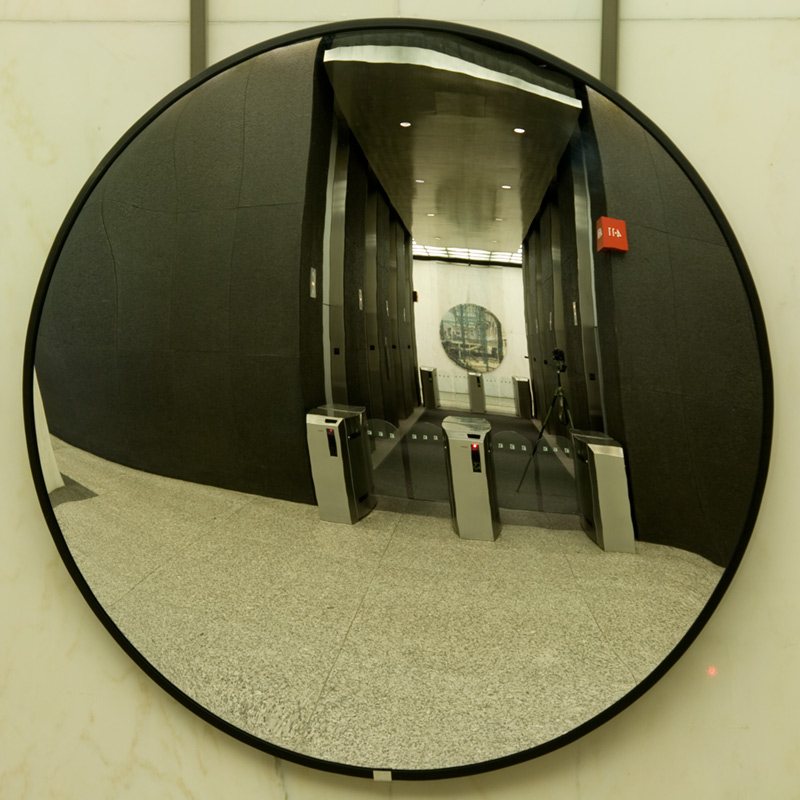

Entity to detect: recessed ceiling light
[415,179,425,183]
[400,121,411,127]
[501,185,511,190]
[491,239,499,243]
[495,217,504,221]
[427,213,435,217]
[514,127,525,134]
[434,236,442,240]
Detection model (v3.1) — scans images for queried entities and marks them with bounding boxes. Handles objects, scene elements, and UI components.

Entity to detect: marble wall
[1,2,798,797]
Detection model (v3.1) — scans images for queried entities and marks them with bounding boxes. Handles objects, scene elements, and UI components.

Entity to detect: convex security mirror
[24,18,772,780]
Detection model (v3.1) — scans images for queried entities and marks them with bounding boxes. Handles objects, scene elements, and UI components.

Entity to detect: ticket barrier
[306,405,376,524]
[513,376,533,419]
[442,416,501,541]
[571,430,635,553]
[467,371,486,413]
[420,366,440,409]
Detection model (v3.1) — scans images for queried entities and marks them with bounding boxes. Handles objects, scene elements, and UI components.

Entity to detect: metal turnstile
[442,416,501,541]
[513,376,533,419]
[420,366,440,409]
[306,404,376,524]
[467,371,486,413]
[571,430,635,553]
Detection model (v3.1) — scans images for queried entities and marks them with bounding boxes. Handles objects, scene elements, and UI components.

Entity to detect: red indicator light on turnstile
[326,427,337,457]
[472,443,479,450]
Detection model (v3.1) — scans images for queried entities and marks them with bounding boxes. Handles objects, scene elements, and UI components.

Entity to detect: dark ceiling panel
[325,47,581,254]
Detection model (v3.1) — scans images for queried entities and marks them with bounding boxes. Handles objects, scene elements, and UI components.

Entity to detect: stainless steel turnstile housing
[442,416,501,541]
[420,366,440,409]
[306,404,376,524]
[513,376,533,419]
[571,430,635,553]
[467,371,486,413]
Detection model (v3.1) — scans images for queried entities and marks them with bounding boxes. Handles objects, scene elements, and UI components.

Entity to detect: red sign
[596,216,629,252]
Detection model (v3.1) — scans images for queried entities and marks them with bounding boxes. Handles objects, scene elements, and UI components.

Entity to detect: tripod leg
[515,396,556,493]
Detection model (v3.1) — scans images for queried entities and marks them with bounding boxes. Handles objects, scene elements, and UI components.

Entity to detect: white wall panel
[0,0,187,21]
[207,4,601,78]
[207,20,327,64]
[413,260,528,398]
[622,0,798,20]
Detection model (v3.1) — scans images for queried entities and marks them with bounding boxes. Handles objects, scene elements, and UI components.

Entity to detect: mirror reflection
[31,24,765,773]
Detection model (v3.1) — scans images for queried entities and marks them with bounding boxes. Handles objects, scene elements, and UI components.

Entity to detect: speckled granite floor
[49,436,723,772]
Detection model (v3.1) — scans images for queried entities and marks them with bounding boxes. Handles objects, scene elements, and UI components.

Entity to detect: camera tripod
[515,361,574,493]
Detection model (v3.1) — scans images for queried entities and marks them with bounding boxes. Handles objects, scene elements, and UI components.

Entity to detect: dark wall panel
[387,216,407,420]
[396,225,418,416]
[375,191,398,426]
[36,339,122,461]
[118,348,175,466]
[405,231,421,406]
[241,47,322,208]
[230,355,316,502]
[298,60,333,412]
[36,40,330,505]
[38,201,117,349]
[342,140,372,413]
[229,203,304,356]
[555,150,591,431]
[174,64,249,213]
[585,87,763,565]
[170,209,235,353]
[103,97,186,212]
[364,186,385,422]
[523,228,546,418]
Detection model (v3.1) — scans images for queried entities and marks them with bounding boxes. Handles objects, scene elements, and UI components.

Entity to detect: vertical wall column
[364,184,385,421]
[342,140,372,415]
[375,192,398,426]
[571,135,606,431]
[386,217,405,420]
[396,228,419,415]
[322,121,350,406]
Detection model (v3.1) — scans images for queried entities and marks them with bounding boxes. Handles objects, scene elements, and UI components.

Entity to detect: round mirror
[24,19,771,780]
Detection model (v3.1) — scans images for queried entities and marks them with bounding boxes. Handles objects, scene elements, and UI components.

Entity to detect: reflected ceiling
[325,41,582,254]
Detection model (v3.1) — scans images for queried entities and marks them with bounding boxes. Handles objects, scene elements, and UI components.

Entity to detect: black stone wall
[37,39,331,503]
[584,88,763,566]
[523,92,763,566]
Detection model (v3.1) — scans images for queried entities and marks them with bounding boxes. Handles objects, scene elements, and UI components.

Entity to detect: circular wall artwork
[440,303,506,372]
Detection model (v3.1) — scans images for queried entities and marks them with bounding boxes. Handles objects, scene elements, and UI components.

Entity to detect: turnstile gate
[442,416,501,541]
[306,404,376,524]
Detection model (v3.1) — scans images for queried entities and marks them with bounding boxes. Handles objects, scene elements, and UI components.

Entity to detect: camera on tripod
[552,348,567,373]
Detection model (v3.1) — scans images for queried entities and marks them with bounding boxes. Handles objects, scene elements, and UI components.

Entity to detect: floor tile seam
[562,553,640,686]
[101,505,255,612]
[295,520,402,748]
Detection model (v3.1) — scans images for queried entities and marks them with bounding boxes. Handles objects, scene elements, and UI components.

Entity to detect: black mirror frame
[22,17,773,781]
